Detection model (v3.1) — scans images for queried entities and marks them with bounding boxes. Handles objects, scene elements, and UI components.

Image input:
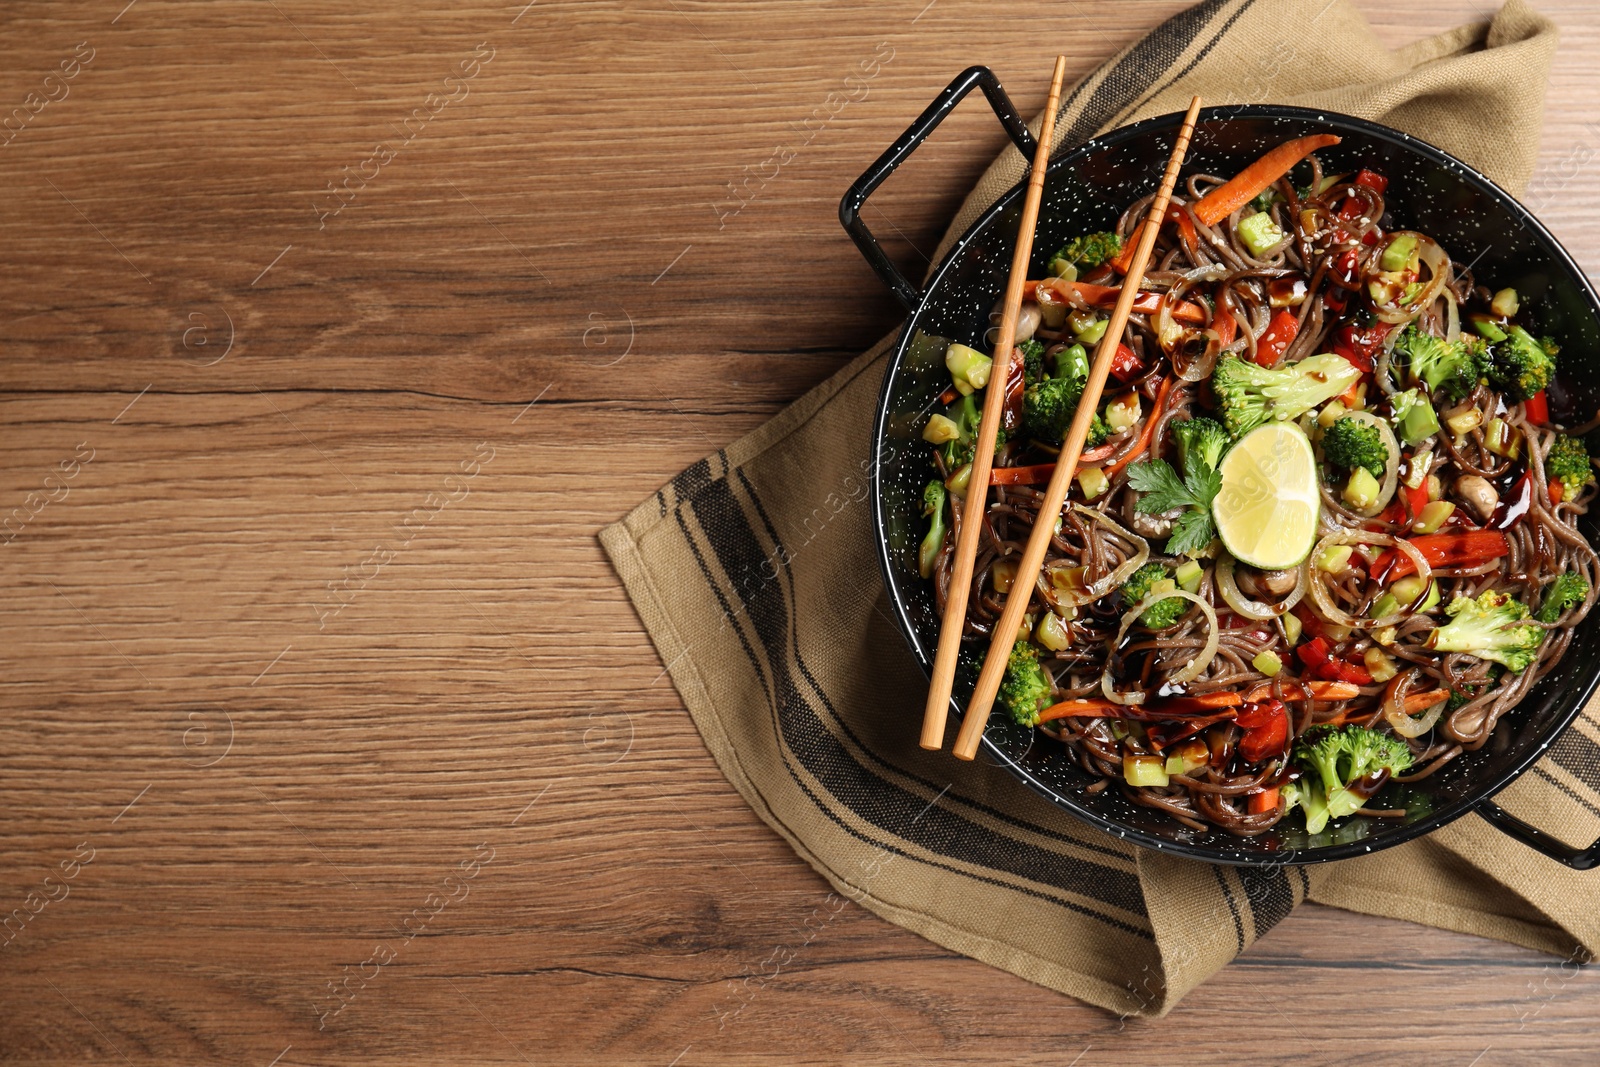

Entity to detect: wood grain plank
[3,0,1599,1063]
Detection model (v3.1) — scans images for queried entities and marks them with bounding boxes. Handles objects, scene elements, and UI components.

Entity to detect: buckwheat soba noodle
[917,134,1599,837]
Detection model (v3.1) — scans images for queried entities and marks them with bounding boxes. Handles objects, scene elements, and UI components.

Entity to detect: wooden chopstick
[919,56,1070,752]
[951,95,1205,762]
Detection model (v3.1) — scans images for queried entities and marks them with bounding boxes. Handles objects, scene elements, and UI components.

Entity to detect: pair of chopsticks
[920,65,1204,761]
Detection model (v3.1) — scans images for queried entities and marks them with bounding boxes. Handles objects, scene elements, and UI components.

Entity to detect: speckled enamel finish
[866,105,1600,866]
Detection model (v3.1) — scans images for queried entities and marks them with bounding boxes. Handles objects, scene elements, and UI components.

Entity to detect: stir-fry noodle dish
[918,133,1598,837]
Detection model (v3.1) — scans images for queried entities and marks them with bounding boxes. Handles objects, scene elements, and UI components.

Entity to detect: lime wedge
[1213,423,1320,570]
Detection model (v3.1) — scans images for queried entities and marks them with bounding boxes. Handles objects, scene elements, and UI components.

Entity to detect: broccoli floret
[937,393,985,469]
[1171,416,1230,472]
[1210,353,1362,438]
[1291,725,1415,833]
[1537,572,1589,623]
[1546,434,1594,501]
[1425,589,1544,672]
[1050,231,1122,272]
[1123,562,1186,629]
[1019,339,1046,383]
[999,640,1053,728]
[1321,416,1387,479]
[1394,326,1486,403]
[1487,325,1558,402]
[938,399,975,469]
[941,440,972,469]
[1280,779,1329,832]
[919,481,947,580]
[1023,376,1109,447]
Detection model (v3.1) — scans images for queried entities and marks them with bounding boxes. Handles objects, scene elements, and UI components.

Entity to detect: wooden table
[2,1,1597,1062]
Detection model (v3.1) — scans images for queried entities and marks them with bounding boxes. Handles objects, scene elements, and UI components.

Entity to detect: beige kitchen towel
[602,0,1591,1017]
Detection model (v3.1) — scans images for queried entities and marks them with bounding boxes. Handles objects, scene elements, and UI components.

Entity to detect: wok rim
[869,103,1600,867]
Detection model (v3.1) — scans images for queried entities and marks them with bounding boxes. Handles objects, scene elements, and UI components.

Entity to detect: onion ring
[1372,233,1451,326]
[1383,670,1447,738]
[1216,553,1307,620]
[1101,589,1219,705]
[1306,531,1431,629]
[1038,506,1150,610]
[1331,410,1399,518]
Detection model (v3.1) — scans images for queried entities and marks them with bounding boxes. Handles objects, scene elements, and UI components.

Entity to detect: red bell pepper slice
[1294,637,1371,685]
[1328,659,1374,686]
[1404,482,1429,522]
[1253,308,1300,367]
[1290,602,1324,641]
[1524,390,1549,425]
[1551,479,1564,506]
[1330,248,1362,285]
[1368,531,1510,583]
[1296,636,1332,669]
[1235,698,1289,763]
[1330,319,1394,373]
[1370,497,1407,529]
[1353,168,1389,193]
[1109,343,1143,383]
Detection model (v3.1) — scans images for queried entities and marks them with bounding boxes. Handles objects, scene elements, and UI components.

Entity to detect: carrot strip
[1169,205,1199,258]
[1308,687,1451,728]
[1243,679,1360,703]
[989,441,1119,486]
[1405,689,1450,713]
[1107,223,1145,274]
[1316,708,1370,728]
[1030,279,1208,325]
[1105,375,1174,477]
[1248,787,1281,815]
[1325,693,1446,726]
[1109,206,1196,273]
[1193,134,1342,227]
[989,463,1058,486]
[1156,692,1245,712]
[1034,698,1118,721]
[1035,690,1242,724]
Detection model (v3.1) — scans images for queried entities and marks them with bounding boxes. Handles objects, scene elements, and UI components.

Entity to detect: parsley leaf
[1181,449,1222,509]
[1166,509,1216,557]
[1126,460,1193,513]
[1126,456,1221,554]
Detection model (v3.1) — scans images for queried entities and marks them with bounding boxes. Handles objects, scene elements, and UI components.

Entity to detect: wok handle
[838,65,1038,311]
[1476,798,1600,870]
